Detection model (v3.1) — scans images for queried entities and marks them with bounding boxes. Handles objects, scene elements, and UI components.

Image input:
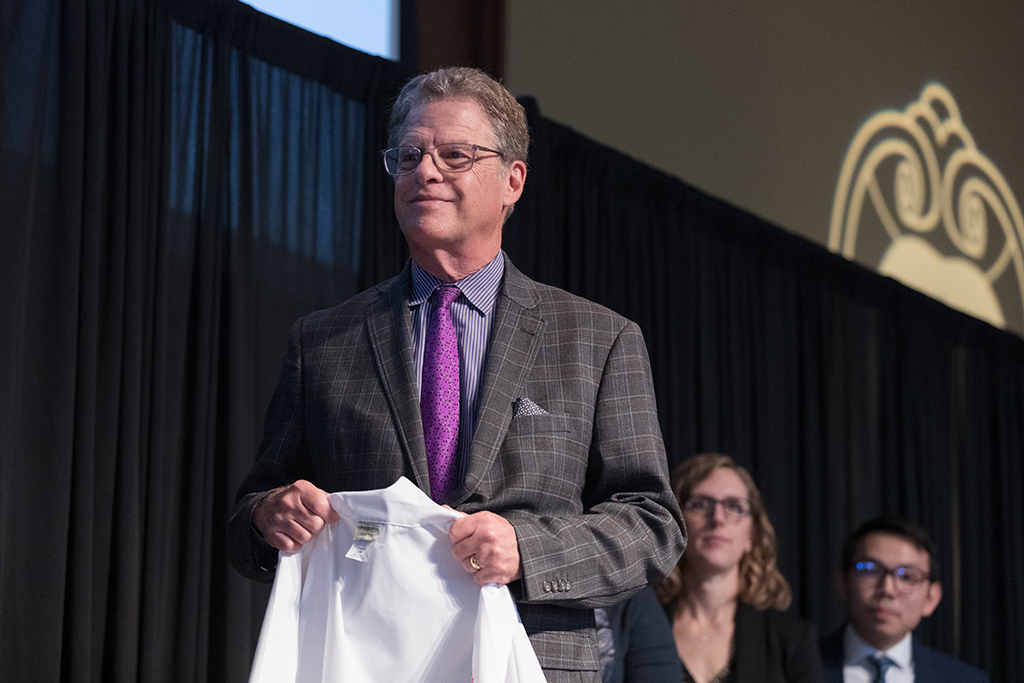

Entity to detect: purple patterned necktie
[421,286,461,502]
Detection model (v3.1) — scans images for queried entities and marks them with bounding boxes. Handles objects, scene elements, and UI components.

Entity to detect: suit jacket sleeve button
[543,581,552,593]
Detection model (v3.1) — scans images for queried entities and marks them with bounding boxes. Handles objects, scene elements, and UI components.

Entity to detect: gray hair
[387,67,530,165]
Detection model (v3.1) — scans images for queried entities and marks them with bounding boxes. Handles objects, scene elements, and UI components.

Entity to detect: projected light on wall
[829,83,1024,334]
[240,0,399,60]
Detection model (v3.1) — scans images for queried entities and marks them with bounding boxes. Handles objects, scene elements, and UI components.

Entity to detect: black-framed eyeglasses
[380,143,504,177]
[683,495,751,522]
[851,560,931,591]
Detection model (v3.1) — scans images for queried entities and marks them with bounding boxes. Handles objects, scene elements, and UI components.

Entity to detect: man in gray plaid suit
[228,66,685,682]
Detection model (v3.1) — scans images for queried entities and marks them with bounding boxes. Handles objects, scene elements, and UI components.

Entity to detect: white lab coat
[249,477,546,683]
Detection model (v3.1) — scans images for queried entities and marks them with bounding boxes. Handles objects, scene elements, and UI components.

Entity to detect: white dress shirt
[248,478,545,683]
[842,624,914,683]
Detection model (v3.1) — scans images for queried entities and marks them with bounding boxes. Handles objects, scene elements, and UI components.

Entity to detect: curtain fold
[1,1,409,680]
[506,100,1024,680]
[2,1,1022,681]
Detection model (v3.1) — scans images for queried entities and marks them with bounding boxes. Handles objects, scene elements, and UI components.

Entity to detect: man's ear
[502,160,526,206]
[922,580,943,618]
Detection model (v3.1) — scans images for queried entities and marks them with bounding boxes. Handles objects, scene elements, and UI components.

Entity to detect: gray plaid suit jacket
[228,254,686,676]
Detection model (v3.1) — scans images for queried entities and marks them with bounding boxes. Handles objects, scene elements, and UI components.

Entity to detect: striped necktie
[869,655,895,683]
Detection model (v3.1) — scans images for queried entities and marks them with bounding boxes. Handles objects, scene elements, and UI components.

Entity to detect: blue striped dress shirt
[410,252,505,486]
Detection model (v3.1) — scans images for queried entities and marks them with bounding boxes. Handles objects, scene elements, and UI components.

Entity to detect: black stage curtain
[2,1,1021,681]
[1,0,408,680]
[505,102,1023,680]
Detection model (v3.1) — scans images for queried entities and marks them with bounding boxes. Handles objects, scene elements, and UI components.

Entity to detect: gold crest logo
[829,83,1024,333]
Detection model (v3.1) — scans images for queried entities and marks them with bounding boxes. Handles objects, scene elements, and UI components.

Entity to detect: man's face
[838,532,943,651]
[392,98,525,268]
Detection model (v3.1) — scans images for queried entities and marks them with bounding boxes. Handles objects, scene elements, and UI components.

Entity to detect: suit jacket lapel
[458,257,546,499]
[912,638,938,680]
[364,263,430,490]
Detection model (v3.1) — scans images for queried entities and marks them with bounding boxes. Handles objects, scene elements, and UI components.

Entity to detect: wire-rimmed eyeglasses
[683,495,751,523]
[851,560,931,592]
[380,143,504,177]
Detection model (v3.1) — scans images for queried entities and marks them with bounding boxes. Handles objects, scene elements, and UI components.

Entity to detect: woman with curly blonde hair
[652,454,823,683]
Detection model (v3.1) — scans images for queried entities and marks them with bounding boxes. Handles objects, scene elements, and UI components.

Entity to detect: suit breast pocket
[507,414,572,435]
[497,414,588,503]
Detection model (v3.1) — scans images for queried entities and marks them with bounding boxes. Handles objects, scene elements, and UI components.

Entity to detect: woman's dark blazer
[603,589,823,683]
[731,601,824,683]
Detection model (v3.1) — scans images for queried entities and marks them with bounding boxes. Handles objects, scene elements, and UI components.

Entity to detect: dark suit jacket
[729,602,824,683]
[600,586,682,683]
[227,254,686,674]
[600,589,822,683]
[820,627,989,683]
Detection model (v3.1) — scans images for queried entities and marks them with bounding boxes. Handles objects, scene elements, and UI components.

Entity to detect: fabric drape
[1,0,408,680]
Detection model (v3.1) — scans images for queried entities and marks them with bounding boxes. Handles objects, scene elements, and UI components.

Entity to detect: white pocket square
[513,397,549,418]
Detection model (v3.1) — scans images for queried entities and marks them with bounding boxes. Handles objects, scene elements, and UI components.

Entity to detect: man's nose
[876,572,898,595]
[412,150,443,182]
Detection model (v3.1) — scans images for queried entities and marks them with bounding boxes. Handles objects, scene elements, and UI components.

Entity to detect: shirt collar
[410,252,505,316]
[843,623,913,672]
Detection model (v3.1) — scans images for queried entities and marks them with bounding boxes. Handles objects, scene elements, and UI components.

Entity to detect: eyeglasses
[851,560,931,592]
[380,143,504,177]
[683,495,751,522]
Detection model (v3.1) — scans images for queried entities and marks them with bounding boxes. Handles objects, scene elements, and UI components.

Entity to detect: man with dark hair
[820,515,988,683]
[227,66,685,681]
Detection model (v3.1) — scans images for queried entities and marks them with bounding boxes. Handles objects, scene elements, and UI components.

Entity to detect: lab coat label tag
[346,523,382,562]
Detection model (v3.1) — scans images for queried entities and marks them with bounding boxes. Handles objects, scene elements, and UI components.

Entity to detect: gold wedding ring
[469,554,482,571]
